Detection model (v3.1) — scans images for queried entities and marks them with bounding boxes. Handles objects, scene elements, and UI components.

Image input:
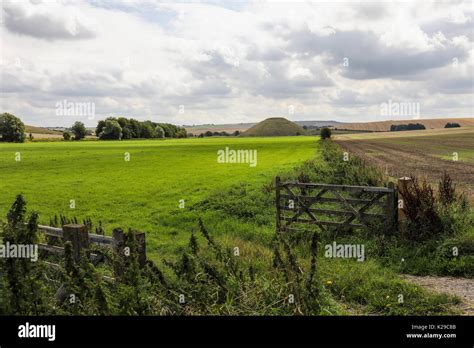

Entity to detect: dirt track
[402,275,474,315]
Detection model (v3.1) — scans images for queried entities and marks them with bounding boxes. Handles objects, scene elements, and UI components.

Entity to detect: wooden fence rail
[275,177,398,233]
[36,223,146,267]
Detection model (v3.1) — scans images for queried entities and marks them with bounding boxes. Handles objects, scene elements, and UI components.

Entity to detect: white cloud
[0,0,472,126]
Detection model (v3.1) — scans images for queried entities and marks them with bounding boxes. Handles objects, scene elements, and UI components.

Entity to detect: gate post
[386,182,397,231]
[397,176,413,222]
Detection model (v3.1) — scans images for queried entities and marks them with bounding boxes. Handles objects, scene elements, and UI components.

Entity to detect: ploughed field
[0,136,317,256]
[335,127,474,201]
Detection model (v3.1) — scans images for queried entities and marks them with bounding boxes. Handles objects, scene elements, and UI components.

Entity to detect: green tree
[176,128,187,138]
[99,120,122,140]
[140,122,155,138]
[128,119,141,138]
[117,118,132,139]
[71,121,87,140]
[320,127,332,140]
[63,132,71,141]
[445,122,461,128]
[121,127,132,139]
[155,125,165,138]
[0,113,26,143]
[95,120,106,136]
[117,117,129,129]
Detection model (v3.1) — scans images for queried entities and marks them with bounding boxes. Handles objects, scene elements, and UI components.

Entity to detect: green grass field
[0,136,317,256]
[1,135,468,315]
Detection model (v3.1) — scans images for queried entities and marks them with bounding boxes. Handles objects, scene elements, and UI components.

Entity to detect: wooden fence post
[386,182,397,232]
[397,176,413,222]
[62,224,89,262]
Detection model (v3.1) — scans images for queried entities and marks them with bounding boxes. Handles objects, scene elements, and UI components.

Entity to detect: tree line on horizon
[389,123,426,132]
[0,113,464,142]
[94,117,187,140]
[0,113,187,142]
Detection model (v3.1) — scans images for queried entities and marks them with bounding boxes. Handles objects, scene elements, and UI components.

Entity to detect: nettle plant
[398,172,470,241]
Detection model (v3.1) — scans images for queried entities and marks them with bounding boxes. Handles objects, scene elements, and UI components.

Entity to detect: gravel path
[402,275,474,315]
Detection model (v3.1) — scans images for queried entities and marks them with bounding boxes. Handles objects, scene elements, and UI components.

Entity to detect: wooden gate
[275,177,398,233]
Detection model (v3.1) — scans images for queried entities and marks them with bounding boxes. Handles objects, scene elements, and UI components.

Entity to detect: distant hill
[185,123,254,134]
[242,117,306,137]
[185,120,343,134]
[338,118,474,132]
[295,120,344,128]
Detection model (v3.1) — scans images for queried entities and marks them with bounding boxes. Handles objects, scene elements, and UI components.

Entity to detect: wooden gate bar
[275,176,398,233]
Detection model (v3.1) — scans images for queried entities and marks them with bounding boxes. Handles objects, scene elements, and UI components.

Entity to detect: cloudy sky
[0,0,473,127]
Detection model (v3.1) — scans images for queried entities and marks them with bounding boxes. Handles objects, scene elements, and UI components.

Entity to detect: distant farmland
[335,127,474,201]
[339,118,474,132]
[25,125,62,135]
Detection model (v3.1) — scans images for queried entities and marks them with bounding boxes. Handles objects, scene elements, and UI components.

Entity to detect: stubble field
[335,127,474,201]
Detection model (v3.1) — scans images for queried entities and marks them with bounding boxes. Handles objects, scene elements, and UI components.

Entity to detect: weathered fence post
[397,176,413,222]
[386,182,397,231]
[63,224,89,262]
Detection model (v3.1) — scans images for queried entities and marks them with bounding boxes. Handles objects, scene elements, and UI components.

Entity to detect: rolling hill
[242,117,307,137]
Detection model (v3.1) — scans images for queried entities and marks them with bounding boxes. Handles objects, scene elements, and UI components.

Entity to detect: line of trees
[390,123,426,132]
[95,117,187,140]
[445,122,461,128]
[195,130,241,137]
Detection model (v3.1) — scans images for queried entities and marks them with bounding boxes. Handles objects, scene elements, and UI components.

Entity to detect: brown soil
[335,138,474,202]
